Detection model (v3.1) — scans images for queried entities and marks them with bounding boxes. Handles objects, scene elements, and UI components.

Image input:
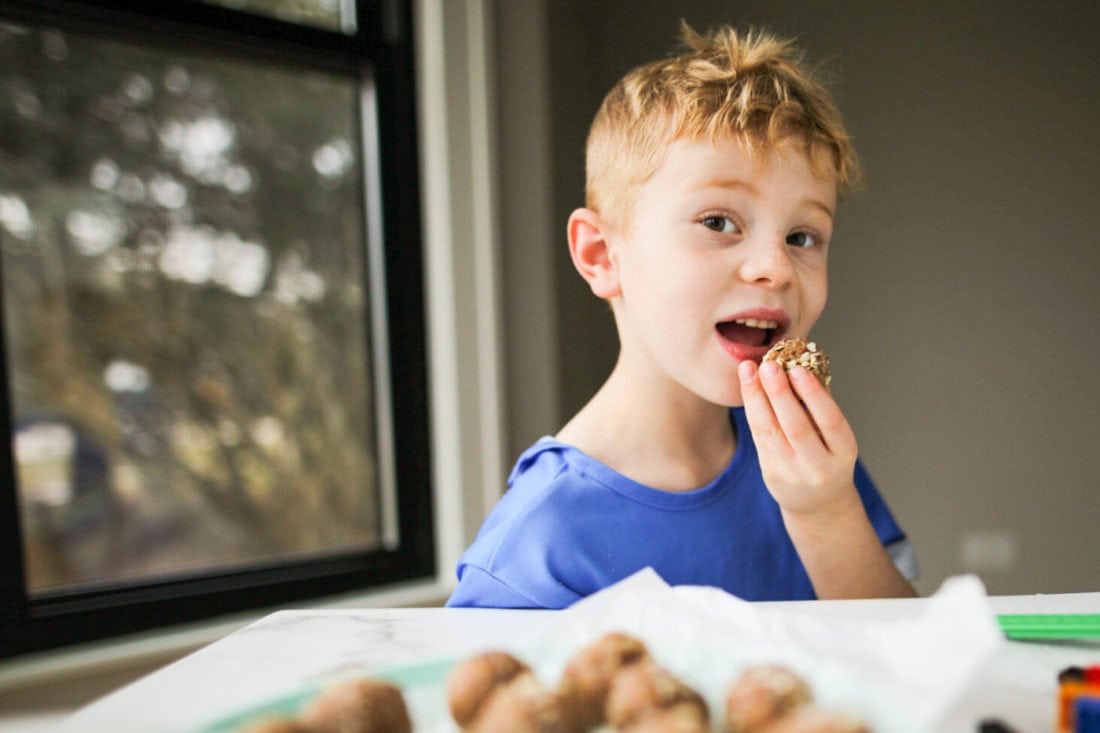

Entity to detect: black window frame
[0,0,433,660]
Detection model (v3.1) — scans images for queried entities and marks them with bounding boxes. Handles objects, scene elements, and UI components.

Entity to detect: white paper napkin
[537,569,1004,732]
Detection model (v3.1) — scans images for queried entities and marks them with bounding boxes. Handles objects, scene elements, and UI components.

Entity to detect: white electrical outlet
[959,530,1020,573]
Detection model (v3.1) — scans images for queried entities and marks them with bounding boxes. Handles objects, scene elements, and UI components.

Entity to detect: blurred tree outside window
[0,19,390,597]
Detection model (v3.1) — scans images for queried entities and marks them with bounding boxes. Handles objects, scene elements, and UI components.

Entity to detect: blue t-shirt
[447,408,910,609]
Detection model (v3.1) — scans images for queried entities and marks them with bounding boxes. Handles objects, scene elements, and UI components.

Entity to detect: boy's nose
[737,237,795,288]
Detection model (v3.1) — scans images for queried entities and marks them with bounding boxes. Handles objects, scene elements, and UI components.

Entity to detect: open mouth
[715,317,784,349]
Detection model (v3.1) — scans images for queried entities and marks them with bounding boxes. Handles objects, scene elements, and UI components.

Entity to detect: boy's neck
[554,359,736,492]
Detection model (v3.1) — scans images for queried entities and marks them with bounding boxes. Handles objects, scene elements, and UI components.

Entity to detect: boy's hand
[737,358,860,517]
[737,357,918,599]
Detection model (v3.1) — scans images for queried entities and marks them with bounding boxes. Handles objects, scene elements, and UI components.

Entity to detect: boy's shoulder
[507,436,572,484]
[479,436,672,549]
[458,440,613,579]
[502,437,620,513]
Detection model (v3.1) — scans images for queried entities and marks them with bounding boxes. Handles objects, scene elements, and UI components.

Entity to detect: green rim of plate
[200,654,461,732]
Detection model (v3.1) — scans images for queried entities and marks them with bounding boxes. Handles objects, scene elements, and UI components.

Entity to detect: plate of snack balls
[212,630,872,733]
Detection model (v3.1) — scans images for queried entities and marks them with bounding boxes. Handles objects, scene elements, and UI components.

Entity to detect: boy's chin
[709,387,745,409]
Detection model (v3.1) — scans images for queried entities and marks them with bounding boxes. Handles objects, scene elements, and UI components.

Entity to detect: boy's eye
[786,231,819,248]
[701,215,737,234]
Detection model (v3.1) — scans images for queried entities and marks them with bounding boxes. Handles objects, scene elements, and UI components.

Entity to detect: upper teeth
[735,318,779,329]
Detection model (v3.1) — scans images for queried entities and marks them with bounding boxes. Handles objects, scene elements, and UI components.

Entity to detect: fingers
[737,359,788,453]
[739,360,853,456]
[785,365,857,454]
[757,361,828,455]
[740,359,861,517]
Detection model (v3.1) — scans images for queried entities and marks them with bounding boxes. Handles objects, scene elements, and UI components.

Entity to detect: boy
[447,23,918,608]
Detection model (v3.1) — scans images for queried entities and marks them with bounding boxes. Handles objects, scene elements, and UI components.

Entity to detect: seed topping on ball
[762,337,831,387]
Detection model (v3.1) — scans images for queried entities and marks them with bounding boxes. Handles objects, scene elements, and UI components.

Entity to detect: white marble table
[60,592,1100,733]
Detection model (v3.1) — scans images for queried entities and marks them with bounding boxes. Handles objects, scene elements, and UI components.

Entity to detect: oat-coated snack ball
[236,716,313,733]
[762,337,831,388]
[724,664,813,733]
[623,703,712,733]
[465,673,578,733]
[446,651,533,728]
[760,705,871,733]
[605,660,709,731]
[557,632,651,729]
[300,677,412,733]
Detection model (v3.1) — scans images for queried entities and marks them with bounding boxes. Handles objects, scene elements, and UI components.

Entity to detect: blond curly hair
[585,22,863,230]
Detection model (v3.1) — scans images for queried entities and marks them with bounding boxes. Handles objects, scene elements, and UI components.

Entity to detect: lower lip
[717,333,772,363]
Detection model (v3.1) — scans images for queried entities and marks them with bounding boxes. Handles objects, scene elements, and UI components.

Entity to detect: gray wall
[495,1,1100,595]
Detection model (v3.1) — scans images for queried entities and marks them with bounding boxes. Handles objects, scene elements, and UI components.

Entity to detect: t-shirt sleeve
[444,513,589,609]
[443,443,593,610]
[445,565,544,608]
[885,537,920,581]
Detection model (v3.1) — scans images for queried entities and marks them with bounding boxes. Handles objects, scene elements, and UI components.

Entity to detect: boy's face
[606,135,836,407]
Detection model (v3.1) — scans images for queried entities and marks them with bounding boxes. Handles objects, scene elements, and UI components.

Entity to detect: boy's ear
[567,207,620,299]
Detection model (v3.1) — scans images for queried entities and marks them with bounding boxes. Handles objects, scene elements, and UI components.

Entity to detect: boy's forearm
[781,491,918,600]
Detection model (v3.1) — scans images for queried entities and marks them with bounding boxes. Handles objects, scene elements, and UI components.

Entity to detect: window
[0,0,433,659]
[200,0,354,32]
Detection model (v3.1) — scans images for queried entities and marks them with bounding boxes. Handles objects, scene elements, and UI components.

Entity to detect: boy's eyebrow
[696,178,836,221]
[803,198,835,222]
[696,177,759,196]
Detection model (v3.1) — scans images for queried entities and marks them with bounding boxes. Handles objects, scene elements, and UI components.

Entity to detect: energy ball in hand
[762,338,831,388]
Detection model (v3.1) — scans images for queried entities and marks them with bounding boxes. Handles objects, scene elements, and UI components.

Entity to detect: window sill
[0,577,451,696]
